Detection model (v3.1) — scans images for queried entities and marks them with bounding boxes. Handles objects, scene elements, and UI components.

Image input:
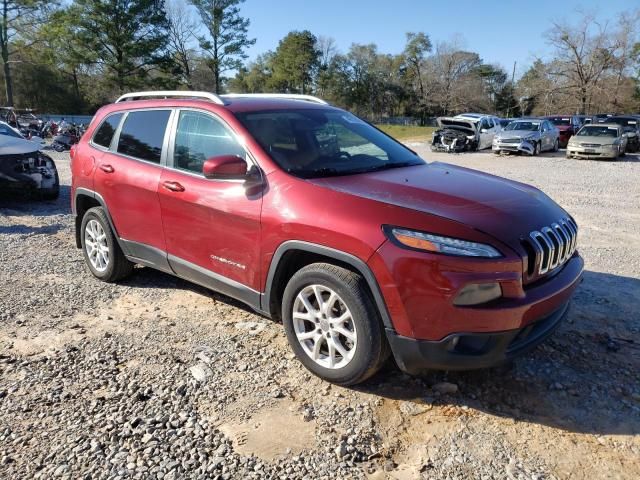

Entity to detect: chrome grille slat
[524,218,578,278]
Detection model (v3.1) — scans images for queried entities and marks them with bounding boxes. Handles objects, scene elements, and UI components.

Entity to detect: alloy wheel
[84,219,110,272]
[292,284,357,369]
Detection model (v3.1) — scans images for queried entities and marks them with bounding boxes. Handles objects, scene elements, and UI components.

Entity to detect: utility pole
[506,61,516,118]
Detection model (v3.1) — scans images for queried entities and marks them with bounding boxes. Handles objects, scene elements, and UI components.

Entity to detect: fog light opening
[453,282,502,306]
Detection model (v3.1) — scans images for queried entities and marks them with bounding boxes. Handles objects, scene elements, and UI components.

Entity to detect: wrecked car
[0,135,59,199]
[492,119,559,156]
[431,114,501,152]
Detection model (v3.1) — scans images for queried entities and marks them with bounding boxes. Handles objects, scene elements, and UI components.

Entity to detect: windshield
[504,121,540,131]
[548,117,571,126]
[235,109,424,178]
[0,124,22,139]
[608,117,638,128]
[576,126,618,137]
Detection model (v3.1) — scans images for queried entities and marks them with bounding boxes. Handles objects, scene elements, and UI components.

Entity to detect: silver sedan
[492,119,560,155]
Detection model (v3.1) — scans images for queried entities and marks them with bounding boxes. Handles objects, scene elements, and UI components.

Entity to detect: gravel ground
[1,145,639,479]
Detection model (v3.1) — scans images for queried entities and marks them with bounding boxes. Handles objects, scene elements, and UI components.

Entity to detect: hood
[309,163,568,249]
[0,135,40,155]
[571,135,617,144]
[497,130,539,139]
[436,117,477,135]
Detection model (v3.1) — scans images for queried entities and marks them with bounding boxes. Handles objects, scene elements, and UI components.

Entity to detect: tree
[37,8,90,106]
[189,0,255,93]
[269,30,320,93]
[546,13,619,114]
[166,0,199,89]
[0,0,55,106]
[402,32,431,123]
[73,0,173,95]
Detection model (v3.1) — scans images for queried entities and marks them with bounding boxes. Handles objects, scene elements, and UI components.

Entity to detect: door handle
[99,164,114,173]
[162,181,185,192]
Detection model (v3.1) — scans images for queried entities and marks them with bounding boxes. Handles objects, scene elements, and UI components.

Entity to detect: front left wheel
[282,263,390,386]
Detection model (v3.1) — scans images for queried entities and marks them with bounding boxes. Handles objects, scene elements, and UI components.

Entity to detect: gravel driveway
[1,145,639,479]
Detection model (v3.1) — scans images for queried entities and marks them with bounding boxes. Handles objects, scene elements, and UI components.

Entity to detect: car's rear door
[158,108,262,300]
[94,109,172,260]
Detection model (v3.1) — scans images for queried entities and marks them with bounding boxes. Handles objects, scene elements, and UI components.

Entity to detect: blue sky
[239,0,633,76]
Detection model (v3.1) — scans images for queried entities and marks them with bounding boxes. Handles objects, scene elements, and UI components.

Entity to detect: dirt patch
[218,400,316,461]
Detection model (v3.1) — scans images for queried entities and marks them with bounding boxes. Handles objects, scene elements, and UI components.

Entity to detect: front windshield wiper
[349,161,423,174]
[296,167,344,178]
[297,161,423,179]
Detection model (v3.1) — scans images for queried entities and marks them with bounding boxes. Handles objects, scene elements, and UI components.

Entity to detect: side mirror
[203,155,248,180]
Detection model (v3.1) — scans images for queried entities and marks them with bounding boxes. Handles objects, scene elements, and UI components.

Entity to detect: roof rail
[221,93,328,105]
[115,91,225,105]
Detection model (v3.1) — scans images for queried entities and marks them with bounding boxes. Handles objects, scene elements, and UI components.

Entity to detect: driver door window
[172,111,246,174]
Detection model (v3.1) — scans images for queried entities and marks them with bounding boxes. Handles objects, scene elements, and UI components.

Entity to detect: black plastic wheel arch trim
[262,240,394,330]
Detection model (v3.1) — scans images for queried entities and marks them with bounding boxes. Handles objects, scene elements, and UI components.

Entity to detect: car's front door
[94,109,172,256]
[158,109,263,297]
[540,121,552,151]
[478,118,492,149]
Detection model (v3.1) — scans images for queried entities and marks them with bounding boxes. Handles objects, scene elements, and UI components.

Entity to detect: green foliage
[269,30,320,94]
[189,0,255,93]
[72,0,173,95]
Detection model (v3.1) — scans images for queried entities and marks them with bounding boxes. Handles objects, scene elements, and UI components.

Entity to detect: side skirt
[121,239,265,315]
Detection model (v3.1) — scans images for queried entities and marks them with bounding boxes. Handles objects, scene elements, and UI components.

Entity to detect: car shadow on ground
[0,185,71,217]
[354,270,640,436]
[119,265,259,316]
[114,262,640,437]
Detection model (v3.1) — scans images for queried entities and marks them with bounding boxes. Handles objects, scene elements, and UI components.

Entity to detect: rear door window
[93,113,123,149]
[117,110,171,163]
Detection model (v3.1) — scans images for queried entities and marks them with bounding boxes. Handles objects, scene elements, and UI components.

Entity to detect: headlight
[525,135,537,141]
[386,227,502,258]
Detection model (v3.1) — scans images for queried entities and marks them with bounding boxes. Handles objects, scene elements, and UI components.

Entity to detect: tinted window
[93,113,123,148]
[173,111,246,174]
[117,110,171,163]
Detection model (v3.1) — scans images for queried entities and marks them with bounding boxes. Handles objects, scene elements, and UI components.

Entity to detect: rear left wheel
[282,263,389,386]
[81,207,133,282]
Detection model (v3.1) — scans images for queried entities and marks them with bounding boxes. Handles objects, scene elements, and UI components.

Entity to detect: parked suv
[544,115,582,148]
[71,91,584,385]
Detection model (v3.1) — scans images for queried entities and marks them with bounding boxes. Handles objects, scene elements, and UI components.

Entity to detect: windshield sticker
[629,121,637,124]
[561,118,570,121]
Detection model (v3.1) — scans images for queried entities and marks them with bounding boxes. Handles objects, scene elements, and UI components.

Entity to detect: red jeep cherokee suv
[71,91,584,385]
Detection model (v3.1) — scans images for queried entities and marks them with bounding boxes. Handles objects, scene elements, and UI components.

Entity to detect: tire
[80,207,133,282]
[553,138,559,152]
[282,263,390,386]
[38,168,60,200]
[531,141,540,156]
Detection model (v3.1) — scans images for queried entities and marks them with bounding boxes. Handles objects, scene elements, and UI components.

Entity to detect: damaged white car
[431,113,501,152]
[0,136,59,199]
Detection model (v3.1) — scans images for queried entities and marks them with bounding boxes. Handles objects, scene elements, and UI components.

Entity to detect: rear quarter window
[92,113,124,148]
[117,110,171,163]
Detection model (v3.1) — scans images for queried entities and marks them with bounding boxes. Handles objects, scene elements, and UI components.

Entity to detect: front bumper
[566,145,618,159]
[492,140,534,155]
[0,153,58,192]
[386,301,569,373]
